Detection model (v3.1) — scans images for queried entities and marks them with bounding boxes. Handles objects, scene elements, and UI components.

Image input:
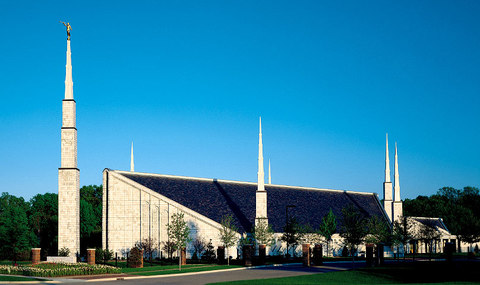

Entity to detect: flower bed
[0,262,121,277]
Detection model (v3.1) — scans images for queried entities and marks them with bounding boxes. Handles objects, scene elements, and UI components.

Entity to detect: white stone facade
[102,170,241,258]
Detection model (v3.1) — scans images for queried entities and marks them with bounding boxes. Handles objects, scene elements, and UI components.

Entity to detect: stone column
[313,244,323,265]
[243,245,253,266]
[87,249,95,265]
[181,247,187,265]
[302,244,311,267]
[217,246,225,264]
[258,244,266,265]
[366,244,374,267]
[31,248,41,265]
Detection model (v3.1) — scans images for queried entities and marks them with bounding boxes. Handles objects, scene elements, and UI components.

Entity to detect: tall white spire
[257,117,265,191]
[385,133,391,182]
[392,142,403,222]
[268,159,271,184]
[58,31,80,256]
[383,133,393,223]
[130,142,134,172]
[394,142,400,201]
[256,117,268,225]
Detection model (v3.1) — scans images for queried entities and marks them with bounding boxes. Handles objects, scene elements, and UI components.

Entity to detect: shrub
[58,247,70,257]
[95,248,114,263]
[341,246,349,257]
[0,263,120,277]
[127,247,143,268]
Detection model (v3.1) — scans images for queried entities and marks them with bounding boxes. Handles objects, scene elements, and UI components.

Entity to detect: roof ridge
[112,169,374,195]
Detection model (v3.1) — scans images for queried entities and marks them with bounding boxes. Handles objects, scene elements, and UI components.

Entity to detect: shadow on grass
[358,261,480,284]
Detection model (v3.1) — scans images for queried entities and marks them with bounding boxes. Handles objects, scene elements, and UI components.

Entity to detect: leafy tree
[167,212,191,270]
[405,186,480,253]
[281,216,301,258]
[299,224,322,245]
[392,216,413,260]
[136,238,157,264]
[80,185,102,253]
[253,218,274,246]
[318,209,337,257]
[29,193,58,258]
[417,220,440,260]
[0,193,37,260]
[219,215,239,265]
[339,204,367,266]
[190,236,206,260]
[365,215,391,245]
[162,241,176,259]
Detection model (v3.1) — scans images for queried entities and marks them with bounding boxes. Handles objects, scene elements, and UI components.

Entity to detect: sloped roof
[410,217,450,233]
[114,170,388,233]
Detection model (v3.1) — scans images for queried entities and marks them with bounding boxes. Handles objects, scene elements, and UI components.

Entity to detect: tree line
[1,185,478,261]
[0,185,102,260]
[404,186,480,251]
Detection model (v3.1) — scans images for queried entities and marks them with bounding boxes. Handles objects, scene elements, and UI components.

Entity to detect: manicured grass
[0,275,47,281]
[121,264,210,273]
[128,265,242,276]
[211,261,480,285]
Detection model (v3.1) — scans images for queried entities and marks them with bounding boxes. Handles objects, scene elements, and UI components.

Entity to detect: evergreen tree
[318,209,337,257]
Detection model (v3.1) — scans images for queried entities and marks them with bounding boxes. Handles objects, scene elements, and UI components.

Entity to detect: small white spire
[385,133,391,182]
[394,142,400,201]
[268,159,271,184]
[64,40,73,100]
[257,117,265,191]
[130,142,134,172]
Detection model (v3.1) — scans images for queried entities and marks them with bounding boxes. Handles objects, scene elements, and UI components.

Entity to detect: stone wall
[102,170,240,258]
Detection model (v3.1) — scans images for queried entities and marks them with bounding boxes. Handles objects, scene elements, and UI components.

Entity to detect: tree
[0,193,37,260]
[392,216,413,260]
[162,241,176,259]
[318,209,337,257]
[80,185,102,253]
[339,204,367,267]
[167,212,191,270]
[190,236,206,260]
[29,193,58,258]
[253,218,275,246]
[299,224,322,245]
[365,215,390,245]
[281,216,301,258]
[202,239,216,262]
[417,220,440,260]
[219,215,239,265]
[136,238,157,265]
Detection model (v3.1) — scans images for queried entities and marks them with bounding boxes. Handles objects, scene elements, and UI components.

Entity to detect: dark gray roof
[115,171,388,233]
[411,217,450,232]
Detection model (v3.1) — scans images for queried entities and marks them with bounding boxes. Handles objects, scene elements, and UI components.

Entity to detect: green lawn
[211,261,480,285]
[126,265,242,276]
[0,275,47,282]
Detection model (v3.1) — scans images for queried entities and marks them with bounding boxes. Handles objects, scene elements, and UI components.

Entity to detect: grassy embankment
[211,261,480,285]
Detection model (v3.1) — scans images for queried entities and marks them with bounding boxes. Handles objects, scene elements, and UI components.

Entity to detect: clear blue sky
[1,0,479,201]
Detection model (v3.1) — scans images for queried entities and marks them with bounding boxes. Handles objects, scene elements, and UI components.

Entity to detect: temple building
[60,28,469,259]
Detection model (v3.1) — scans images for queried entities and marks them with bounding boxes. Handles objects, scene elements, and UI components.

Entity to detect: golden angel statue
[60,21,72,40]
